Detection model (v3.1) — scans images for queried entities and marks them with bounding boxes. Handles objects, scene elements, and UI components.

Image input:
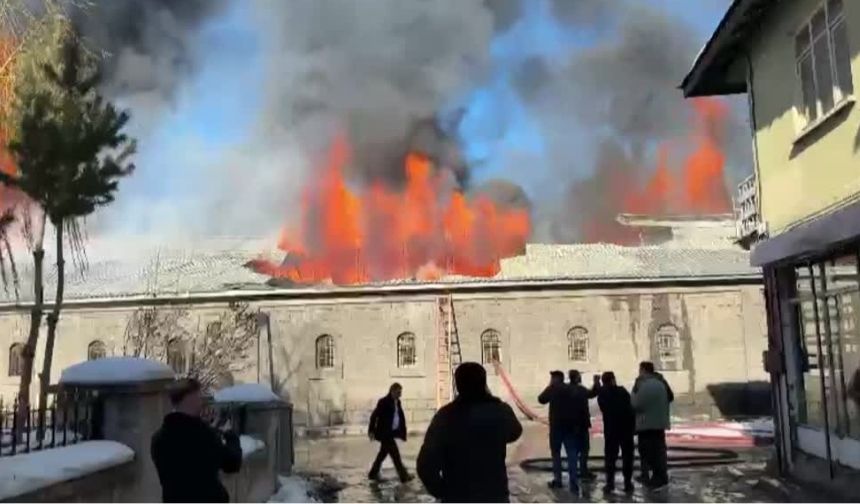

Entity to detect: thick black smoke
[69,0,225,123]
[62,0,747,241]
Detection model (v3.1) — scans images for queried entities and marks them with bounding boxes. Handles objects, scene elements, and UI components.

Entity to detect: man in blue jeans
[538,370,589,494]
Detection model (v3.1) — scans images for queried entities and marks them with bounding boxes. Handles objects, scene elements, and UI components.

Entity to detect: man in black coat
[594,371,635,494]
[151,378,242,503]
[368,382,412,482]
[417,362,523,502]
[569,369,598,480]
[539,370,588,493]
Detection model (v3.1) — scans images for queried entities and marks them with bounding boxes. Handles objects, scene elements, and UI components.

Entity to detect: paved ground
[294,424,822,503]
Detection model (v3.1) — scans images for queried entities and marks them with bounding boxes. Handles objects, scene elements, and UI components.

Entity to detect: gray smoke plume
[65,0,747,242]
[70,0,226,127]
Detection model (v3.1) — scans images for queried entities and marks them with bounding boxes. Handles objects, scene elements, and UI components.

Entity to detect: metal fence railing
[0,389,101,457]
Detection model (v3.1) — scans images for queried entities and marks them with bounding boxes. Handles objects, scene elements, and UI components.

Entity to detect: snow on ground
[268,475,319,503]
[0,440,134,500]
[214,383,280,403]
[59,357,174,385]
[240,435,265,457]
[669,418,775,439]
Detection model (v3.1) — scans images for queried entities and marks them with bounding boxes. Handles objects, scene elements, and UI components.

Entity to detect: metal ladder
[436,294,463,408]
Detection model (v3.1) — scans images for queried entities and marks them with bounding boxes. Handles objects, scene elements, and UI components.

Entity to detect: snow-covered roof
[59,357,175,385]
[0,441,134,501]
[0,235,759,306]
[214,383,280,403]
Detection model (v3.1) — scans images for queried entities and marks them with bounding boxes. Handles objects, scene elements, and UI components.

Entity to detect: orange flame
[0,35,26,219]
[250,134,531,285]
[584,97,731,244]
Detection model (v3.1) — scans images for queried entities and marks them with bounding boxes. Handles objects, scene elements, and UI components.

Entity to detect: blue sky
[111,0,731,235]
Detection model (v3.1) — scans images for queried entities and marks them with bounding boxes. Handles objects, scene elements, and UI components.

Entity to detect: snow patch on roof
[59,357,175,385]
[214,383,280,403]
[0,441,134,500]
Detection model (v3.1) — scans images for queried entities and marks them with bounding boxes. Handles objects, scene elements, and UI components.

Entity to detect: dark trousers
[637,432,649,479]
[637,429,668,485]
[604,431,634,485]
[370,438,408,479]
[549,429,580,487]
[579,432,591,475]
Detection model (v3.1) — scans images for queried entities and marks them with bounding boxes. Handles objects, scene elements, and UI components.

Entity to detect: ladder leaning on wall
[436,294,463,409]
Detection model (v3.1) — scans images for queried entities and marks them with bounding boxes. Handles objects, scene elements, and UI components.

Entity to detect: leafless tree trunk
[38,217,63,436]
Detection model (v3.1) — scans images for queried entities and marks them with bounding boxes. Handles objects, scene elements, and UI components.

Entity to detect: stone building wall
[0,281,768,428]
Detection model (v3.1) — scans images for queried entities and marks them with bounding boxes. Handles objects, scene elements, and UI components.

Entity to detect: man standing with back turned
[594,371,636,494]
[417,362,523,502]
[539,370,587,493]
[368,382,413,482]
[631,362,671,491]
[569,369,598,480]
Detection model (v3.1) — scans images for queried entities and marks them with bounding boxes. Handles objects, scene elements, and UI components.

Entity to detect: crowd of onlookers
[365,360,673,502]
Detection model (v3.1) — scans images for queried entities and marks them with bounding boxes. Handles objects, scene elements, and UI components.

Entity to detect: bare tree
[123,302,259,390]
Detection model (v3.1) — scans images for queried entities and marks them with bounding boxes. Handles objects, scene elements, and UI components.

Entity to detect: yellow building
[683,0,860,492]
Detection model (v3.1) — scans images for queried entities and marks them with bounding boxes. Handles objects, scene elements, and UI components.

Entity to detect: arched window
[315,334,335,369]
[568,327,589,362]
[655,324,682,371]
[87,340,107,361]
[481,329,502,365]
[166,339,188,374]
[397,332,417,368]
[8,343,23,377]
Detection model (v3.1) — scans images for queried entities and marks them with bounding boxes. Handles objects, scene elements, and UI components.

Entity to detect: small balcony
[734,173,766,249]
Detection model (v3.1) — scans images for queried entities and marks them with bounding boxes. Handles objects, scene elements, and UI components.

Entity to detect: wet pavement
[294,424,821,503]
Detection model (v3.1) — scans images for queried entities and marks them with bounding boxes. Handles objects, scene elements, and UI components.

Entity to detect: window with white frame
[567,326,589,362]
[397,332,417,368]
[87,340,107,361]
[481,329,502,365]
[315,334,335,369]
[655,324,682,371]
[795,0,853,127]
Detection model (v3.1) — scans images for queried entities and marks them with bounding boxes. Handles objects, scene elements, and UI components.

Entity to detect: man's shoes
[602,484,615,494]
[580,471,596,481]
[547,480,564,489]
[569,483,581,495]
[623,481,635,494]
[399,473,414,483]
[368,472,380,481]
[635,474,650,485]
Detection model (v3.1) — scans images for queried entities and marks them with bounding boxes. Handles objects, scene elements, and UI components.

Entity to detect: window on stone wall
[397,332,417,368]
[655,324,682,371]
[167,338,188,375]
[481,329,502,365]
[316,334,335,369]
[87,340,107,361]
[568,326,589,362]
[8,343,23,377]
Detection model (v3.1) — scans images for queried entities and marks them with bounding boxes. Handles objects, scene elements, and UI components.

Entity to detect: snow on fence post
[213,383,292,502]
[59,357,175,502]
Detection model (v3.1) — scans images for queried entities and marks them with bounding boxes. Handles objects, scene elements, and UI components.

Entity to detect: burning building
[0,213,767,430]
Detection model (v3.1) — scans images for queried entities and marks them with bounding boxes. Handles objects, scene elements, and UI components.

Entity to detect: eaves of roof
[680,0,779,97]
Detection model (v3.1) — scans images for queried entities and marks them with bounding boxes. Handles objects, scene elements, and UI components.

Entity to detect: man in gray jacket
[631,361,670,490]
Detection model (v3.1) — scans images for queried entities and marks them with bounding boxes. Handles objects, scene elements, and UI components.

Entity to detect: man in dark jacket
[417,362,523,502]
[151,378,242,503]
[594,371,635,494]
[539,370,588,493]
[368,382,412,482]
[569,369,598,480]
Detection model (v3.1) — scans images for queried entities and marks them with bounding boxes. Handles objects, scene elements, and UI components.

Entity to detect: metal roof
[0,238,759,306]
